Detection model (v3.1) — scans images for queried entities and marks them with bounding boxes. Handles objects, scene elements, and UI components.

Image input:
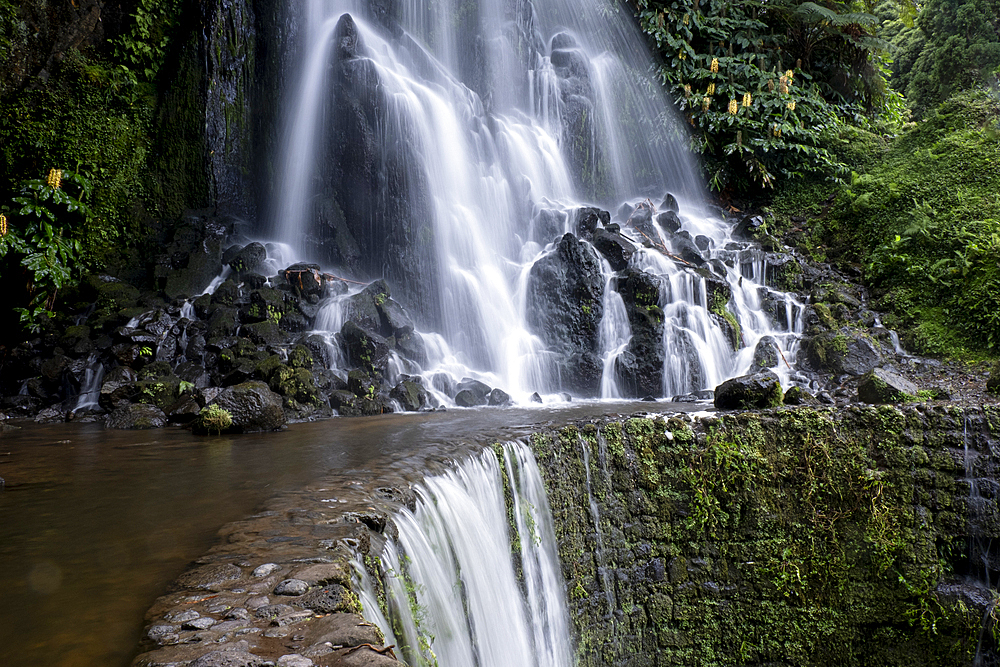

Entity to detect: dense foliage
[633,0,905,193]
[887,0,1000,119]
[773,91,1000,357]
[0,0,196,335]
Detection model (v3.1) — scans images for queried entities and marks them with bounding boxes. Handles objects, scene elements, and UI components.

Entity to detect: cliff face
[530,406,1000,666]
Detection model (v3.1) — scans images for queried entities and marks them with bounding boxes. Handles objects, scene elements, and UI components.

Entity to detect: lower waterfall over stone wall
[357,441,574,667]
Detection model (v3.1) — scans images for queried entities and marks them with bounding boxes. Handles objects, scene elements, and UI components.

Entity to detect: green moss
[193,404,233,436]
[532,406,987,667]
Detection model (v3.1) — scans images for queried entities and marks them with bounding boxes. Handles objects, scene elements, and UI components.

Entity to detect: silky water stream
[259,0,809,405]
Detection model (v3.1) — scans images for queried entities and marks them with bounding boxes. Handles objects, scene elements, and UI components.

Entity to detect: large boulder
[575,207,610,239]
[857,368,919,404]
[805,330,884,377]
[714,370,783,410]
[209,381,286,432]
[526,233,605,395]
[751,336,780,370]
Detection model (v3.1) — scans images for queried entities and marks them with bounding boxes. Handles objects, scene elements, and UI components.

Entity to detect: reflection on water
[0,402,697,666]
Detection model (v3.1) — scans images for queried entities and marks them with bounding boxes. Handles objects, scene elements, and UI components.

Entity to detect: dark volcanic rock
[592,228,636,272]
[390,380,428,412]
[575,207,610,238]
[714,370,783,410]
[751,336,780,370]
[526,233,605,395]
[228,242,267,276]
[210,381,286,432]
[455,389,488,407]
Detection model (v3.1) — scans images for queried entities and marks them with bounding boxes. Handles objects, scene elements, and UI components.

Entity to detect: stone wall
[530,405,1000,667]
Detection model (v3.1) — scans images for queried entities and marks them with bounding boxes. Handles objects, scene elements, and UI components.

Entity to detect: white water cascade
[267,0,808,402]
[356,441,573,667]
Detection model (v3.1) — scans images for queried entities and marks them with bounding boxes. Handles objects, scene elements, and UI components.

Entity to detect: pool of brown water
[0,401,699,667]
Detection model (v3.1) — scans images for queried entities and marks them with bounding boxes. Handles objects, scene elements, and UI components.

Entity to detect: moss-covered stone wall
[530,405,1000,666]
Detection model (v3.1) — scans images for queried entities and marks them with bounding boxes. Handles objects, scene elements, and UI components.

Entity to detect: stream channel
[0,402,696,666]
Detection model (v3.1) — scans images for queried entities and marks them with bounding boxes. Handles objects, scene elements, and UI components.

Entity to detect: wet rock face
[615,268,665,398]
[320,12,440,326]
[526,233,605,395]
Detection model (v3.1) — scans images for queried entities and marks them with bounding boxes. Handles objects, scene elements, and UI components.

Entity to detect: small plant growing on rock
[193,404,233,436]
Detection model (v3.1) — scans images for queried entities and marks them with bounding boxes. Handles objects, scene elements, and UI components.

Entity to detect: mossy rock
[713,370,783,409]
[254,355,284,381]
[269,366,322,406]
[242,320,285,346]
[133,378,182,411]
[288,344,314,369]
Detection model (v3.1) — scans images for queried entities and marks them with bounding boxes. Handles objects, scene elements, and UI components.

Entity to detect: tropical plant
[0,169,91,331]
[633,0,905,193]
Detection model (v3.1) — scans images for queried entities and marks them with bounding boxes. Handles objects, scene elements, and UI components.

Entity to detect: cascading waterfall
[356,441,573,667]
[267,0,808,402]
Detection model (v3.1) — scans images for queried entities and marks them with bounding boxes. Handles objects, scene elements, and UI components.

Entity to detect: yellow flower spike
[46,168,62,190]
[702,96,711,111]
[773,125,782,138]
[779,75,789,95]
[768,79,775,92]
[787,100,796,111]
[706,82,715,96]
[742,92,752,107]
[0,214,7,237]
[710,57,719,73]
[683,13,690,25]
[683,84,692,98]
[728,99,738,115]
[785,69,794,81]
[679,50,686,61]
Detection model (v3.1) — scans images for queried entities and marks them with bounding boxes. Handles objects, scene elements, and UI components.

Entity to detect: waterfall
[266,0,808,402]
[357,441,573,667]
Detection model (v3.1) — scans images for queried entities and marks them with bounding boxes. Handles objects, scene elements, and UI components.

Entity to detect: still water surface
[0,403,684,667]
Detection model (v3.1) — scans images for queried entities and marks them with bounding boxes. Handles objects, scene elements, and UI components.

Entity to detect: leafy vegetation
[0,169,91,330]
[633,0,906,193]
[773,90,1000,357]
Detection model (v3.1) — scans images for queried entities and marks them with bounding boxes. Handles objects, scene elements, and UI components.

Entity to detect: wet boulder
[390,380,429,412]
[614,268,665,398]
[455,388,488,407]
[209,381,286,432]
[656,211,682,234]
[575,207,610,239]
[660,193,679,213]
[100,366,140,411]
[341,321,391,376]
[627,203,663,245]
[783,386,820,405]
[282,263,324,298]
[228,242,267,277]
[733,213,768,239]
[714,370,783,410]
[526,233,605,395]
[592,228,636,272]
[751,336,781,370]
[488,388,512,406]
[857,368,919,404]
[989,360,1000,395]
[670,231,707,267]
